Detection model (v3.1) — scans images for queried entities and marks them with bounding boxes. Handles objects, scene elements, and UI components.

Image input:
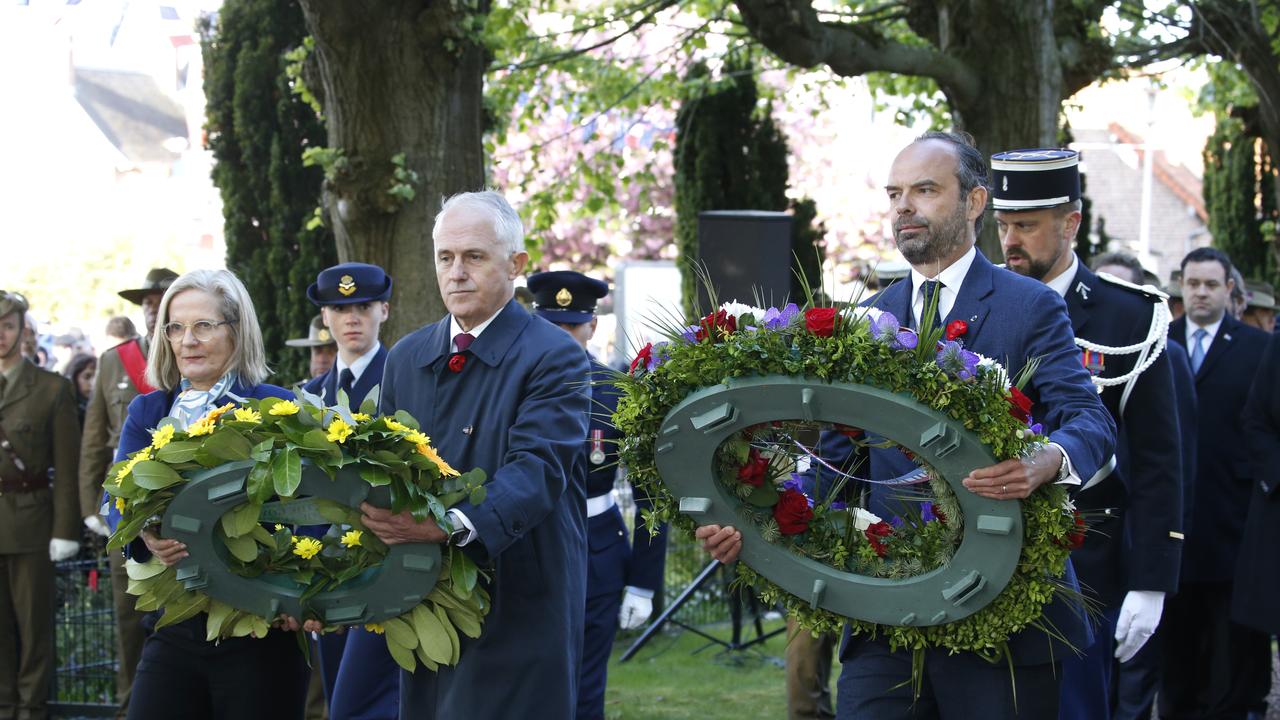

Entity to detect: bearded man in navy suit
[699,132,1115,719]
[359,191,591,719]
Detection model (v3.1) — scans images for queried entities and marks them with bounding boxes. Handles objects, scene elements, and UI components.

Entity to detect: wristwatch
[1055,450,1070,482]
[447,521,469,546]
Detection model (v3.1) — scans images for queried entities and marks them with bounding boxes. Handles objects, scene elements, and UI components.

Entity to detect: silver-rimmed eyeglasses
[163,320,235,342]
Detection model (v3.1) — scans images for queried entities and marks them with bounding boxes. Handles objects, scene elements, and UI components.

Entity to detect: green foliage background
[200,0,336,385]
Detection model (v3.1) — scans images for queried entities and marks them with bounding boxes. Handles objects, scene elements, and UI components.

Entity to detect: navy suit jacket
[847,250,1115,666]
[586,359,666,597]
[1064,264,1183,606]
[382,300,591,719]
[302,345,387,410]
[1234,332,1280,633]
[1167,314,1268,582]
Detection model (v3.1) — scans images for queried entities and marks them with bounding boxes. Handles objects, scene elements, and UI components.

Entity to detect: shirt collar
[1187,315,1224,346]
[908,245,977,324]
[1045,253,1080,299]
[449,307,504,352]
[0,359,26,387]
[336,341,382,382]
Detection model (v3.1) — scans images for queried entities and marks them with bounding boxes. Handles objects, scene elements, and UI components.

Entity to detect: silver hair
[146,269,270,390]
[432,190,524,255]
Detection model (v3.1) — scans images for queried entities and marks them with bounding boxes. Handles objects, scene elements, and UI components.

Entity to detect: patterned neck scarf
[169,372,239,430]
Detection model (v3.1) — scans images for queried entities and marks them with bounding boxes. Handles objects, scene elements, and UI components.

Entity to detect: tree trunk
[937,0,1064,259]
[298,0,488,343]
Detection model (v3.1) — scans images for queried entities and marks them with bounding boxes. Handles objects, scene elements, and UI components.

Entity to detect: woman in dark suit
[106,269,309,720]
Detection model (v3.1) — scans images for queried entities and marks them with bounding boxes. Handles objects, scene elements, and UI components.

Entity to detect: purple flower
[762,303,800,330]
[870,311,918,351]
[935,340,980,380]
[921,502,938,523]
[680,325,700,343]
[889,515,905,528]
[829,501,848,511]
[782,473,806,493]
[650,342,671,370]
[1029,422,1044,435]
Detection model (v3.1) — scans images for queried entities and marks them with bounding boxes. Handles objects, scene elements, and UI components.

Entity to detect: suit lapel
[0,361,34,414]
[945,251,994,339]
[1065,264,1096,336]
[868,278,912,326]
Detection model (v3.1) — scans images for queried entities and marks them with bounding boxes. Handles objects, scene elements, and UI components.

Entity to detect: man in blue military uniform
[526,270,668,720]
[360,191,590,719]
[700,132,1115,719]
[990,149,1184,720]
[300,262,399,719]
[1162,247,1271,720]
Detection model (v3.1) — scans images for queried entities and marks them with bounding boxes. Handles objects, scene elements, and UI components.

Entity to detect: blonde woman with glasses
[101,269,309,720]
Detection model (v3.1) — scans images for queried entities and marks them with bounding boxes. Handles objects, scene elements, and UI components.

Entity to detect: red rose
[1008,386,1033,423]
[736,448,769,487]
[945,319,968,341]
[864,520,893,557]
[695,310,737,342]
[773,488,814,535]
[836,424,864,439]
[804,307,838,337]
[629,342,653,375]
[1063,511,1086,550]
[448,353,467,373]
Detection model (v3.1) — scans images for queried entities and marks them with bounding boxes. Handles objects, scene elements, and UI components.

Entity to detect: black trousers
[837,638,1062,720]
[1159,581,1272,720]
[126,624,309,720]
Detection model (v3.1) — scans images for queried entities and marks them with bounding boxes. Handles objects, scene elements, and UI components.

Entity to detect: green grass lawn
[603,619,838,719]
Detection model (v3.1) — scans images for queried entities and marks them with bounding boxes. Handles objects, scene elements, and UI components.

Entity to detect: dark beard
[1004,252,1057,281]
[894,202,970,267]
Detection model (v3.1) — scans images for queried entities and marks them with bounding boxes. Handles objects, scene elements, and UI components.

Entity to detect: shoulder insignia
[1096,271,1168,302]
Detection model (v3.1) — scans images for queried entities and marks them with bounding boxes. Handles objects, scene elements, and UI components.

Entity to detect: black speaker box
[696,210,792,310]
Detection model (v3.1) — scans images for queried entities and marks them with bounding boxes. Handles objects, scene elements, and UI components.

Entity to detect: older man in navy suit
[990,150,1183,720]
[526,270,669,720]
[1160,247,1271,720]
[359,191,591,719]
[699,131,1115,719]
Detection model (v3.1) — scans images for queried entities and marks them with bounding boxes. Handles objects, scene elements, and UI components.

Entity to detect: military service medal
[590,428,605,464]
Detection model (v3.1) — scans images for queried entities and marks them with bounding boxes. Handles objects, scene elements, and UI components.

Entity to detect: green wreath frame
[614,302,1081,656]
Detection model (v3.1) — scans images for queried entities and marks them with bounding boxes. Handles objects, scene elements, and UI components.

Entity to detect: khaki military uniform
[78,339,150,718]
[0,359,80,720]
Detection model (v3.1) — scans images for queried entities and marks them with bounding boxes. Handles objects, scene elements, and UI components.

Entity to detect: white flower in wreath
[719,300,769,323]
[976,354,1011,389]
[852,507,883,531]
[844,306,883,328]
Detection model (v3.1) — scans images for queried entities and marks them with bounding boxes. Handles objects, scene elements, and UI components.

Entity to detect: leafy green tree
[1203,112,1275,280]
[674,59,789,315]
[200,0,336,384]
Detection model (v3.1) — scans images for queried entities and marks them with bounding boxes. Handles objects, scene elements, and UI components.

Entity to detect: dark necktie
[920,279,944,331]
[339,368,355,399]
[453,332,475,353]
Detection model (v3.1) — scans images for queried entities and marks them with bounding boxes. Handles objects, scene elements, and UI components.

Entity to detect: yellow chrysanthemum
[417,443,460,477]
[233,407,262,424]
[206,403,236,423]
[292,536,323,560]
[116,449,151,481]
[404,430,430,446]
[326,418,354,444]
[364,623,385,634]
[269,400,301,417]
[383,418,409,434]
[114,496,127,513]
[274,523,284,531]
[187,417,216,437]
[149,425,175,450]
[352,412,372,423]
[340,529,362,548]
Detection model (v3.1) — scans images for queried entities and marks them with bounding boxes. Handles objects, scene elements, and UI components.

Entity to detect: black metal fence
[50,547,118,717]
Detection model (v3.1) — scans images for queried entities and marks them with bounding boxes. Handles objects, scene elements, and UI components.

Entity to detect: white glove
[618,588,654,630]
[1114,590,1165,663]
[84,515,111,538]
[49,538,80,562]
